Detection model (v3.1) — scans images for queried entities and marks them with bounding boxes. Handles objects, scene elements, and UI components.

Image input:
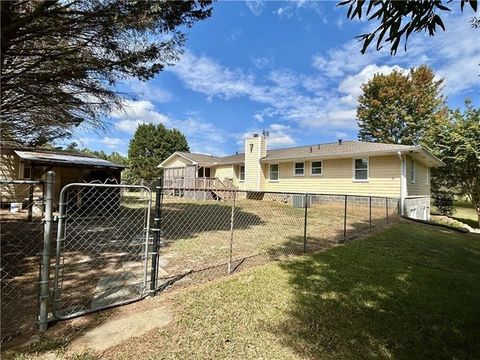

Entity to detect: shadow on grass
[162,202,264,240]
[271,223,480,359]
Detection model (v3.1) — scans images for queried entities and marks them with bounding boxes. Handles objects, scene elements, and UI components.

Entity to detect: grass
[452,200,478,228]
[97,221,480,359]
[432,199,478,229]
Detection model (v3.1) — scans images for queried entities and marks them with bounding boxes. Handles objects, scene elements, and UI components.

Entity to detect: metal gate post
[150,177,163,295]
[39,171,55,332]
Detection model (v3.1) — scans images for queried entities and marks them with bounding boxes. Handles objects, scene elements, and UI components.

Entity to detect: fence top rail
[0,179,44,185]
[161,186,400,200]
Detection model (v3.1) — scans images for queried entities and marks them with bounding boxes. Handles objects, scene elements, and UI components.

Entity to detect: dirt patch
[70,305,173,353]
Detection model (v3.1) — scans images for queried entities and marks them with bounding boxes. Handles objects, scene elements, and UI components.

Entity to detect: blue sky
[69,1,479,156]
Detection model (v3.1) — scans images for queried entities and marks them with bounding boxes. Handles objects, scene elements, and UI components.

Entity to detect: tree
[128,124,189,183]
[435,100,480,226]
[357,65,448,145]
[338,0,478,54]
[1,0,212,145]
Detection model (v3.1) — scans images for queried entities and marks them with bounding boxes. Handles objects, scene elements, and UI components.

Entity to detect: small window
[410,207,417,219]
[311,161,322,176]
[269,164,279,181]
[411,159,416,183]
[354,158,368,181]
[19,162,32,179]
[239,165,245,181]
[294,162,304,176]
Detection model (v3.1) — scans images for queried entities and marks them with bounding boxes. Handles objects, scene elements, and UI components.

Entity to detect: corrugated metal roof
[14,150,126,169]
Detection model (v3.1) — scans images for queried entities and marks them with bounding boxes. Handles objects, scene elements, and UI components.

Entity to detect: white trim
[399,152,407,216]
[158,152,196,168]
[257,136,261,191]
[239,164,245,182]
[18,162,31,179]
[425,167,429,185]
[310,160,323,176]
[269,163,279,181]
[293,161,305,176]
[352,157,369,182]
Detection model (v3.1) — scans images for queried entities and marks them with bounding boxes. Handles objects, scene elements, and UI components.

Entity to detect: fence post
[385,197,389,224]
[343,195,348,241]
[228,191,236,274]
[39,171,54,332]
[369,196,372,231]
[303,194,308,253]
[150,177,163,295]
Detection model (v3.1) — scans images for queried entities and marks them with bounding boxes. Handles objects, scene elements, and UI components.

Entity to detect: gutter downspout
[398,151,406,216]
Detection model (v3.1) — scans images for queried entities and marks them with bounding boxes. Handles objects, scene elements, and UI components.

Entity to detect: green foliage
[80,148,128,166]
[338,0,478,54]
[128,123,189,183]
[1,0,212,145]
[435,100,480,226]
[357,65,448,145]
[432,190,455,216]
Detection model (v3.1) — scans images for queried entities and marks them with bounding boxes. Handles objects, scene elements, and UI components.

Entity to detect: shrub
[432,190,455,216]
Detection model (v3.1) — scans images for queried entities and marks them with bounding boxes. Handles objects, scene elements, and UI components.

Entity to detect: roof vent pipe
[338,139,343,145]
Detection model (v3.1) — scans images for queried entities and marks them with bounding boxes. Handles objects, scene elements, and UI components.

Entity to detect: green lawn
[101,221,480,359]
[452,200,479,228]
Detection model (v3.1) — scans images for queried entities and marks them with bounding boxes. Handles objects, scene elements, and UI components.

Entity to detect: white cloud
[238,123,296,149]
[227,29,243,43]
[245,1,265,16]
[101,137,124,149]
[274,1,324,19]
[111,100,170,133]
[123,78,172,103]
[251,55,275,69]
[338,64,405,106]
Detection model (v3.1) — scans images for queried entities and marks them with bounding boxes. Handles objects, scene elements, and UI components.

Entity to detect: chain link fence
[52,183,152,320]
[1,179,45,343]
[0,174,400,348]
[158,184,400,290]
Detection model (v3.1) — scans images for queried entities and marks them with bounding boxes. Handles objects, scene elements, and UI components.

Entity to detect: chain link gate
[52,182,153,319]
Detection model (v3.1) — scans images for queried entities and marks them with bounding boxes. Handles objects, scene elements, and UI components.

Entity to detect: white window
[239,165,245,181]
[411,159,416,183]
[269,164,279,181]
[353,158,368,181]
[410,207,417,219]
[311,161,323,176]
[294,162,304,176]
[425,167,429,185]
[19,162,32,179]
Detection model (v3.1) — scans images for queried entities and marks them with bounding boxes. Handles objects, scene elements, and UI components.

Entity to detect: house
[159,134,443,219]
[0,143,126,206]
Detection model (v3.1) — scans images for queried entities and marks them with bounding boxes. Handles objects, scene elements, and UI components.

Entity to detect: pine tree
[128,124,189,183]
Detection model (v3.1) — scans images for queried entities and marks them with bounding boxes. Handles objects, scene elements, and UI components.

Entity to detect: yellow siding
[261,155,401,197]
[406,155,430,196]
[0,150,43,203]
[244,136,266,191]
[162,156,193,168]
[213,165,234,181]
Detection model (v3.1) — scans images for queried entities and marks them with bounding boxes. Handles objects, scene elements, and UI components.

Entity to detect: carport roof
[14,150,126,169]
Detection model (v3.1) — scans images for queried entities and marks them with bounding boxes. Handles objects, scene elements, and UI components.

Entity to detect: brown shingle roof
[173,141,442,167]
[262,141,417,161]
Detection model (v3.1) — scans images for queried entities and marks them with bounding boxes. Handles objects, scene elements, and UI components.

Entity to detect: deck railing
[164,177,238,192]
